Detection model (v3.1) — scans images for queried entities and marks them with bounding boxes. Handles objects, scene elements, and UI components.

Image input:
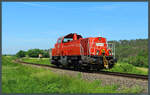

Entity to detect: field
[2,56,144,93]
[22,57,148,75]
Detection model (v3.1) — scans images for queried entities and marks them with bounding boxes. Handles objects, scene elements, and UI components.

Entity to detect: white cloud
[87,5,118,11]
[23,3,50,7]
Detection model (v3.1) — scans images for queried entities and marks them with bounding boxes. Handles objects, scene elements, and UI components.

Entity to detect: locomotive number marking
[96,43,104,46]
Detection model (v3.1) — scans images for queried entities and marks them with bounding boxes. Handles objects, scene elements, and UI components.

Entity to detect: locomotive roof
[64,33,82,38]
[64,33,75,38]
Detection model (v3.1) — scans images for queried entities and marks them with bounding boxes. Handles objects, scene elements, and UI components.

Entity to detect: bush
[42,51,49,58]
[127,50,148,68]
[27,49,43,58]
[15,49,50,58]
[27,49,50,58]
[107,63,147,75]
[16,50,26,58]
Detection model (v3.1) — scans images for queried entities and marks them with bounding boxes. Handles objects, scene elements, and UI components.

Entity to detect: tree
[16,50,26,58]
[27,49,44,57]
[42,50,49,58]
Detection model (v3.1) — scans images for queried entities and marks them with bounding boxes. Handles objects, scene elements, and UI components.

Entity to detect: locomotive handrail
[107,43,115,58]
[80,43,84,56]
[49,48,52,59]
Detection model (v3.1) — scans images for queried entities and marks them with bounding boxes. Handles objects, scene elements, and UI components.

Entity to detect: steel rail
[95,71,148,80]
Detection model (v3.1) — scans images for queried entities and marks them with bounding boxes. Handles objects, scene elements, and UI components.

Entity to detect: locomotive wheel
[73,62,81,71]
[108,59,115,69]
[84,65,91,71]
[51,60,60,68]
[73,62,78,71]
[55,61,60,68]
[74,65,78,71]
[96,66,101,71]
[56,64,60,68]
[59,64,67,69]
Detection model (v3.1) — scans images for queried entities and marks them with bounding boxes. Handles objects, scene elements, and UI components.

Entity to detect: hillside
[108,39,148,67]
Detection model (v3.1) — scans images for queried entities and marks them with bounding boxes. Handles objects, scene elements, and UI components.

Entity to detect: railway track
[15,59,148,80]
[96,71,148,80]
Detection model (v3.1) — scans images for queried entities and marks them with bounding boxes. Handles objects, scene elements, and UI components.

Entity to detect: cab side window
[63,38,73,43]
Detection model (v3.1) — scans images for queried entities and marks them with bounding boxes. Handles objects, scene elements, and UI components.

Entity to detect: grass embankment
[22,58,148,75]
[2,56,143,93]
[105,62,148,75]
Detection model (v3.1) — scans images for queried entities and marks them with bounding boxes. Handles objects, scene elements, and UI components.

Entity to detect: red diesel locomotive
[51,33,117,70]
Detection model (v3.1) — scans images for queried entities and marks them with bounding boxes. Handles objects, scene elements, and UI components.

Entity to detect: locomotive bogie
[51,55,116,70]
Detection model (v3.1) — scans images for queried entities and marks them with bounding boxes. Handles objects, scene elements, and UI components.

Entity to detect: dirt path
[14,60,148,93]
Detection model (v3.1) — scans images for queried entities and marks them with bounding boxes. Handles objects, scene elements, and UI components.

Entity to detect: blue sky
[2,2,148,54]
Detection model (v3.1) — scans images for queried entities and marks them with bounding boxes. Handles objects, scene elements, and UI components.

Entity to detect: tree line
[16,49,51,58]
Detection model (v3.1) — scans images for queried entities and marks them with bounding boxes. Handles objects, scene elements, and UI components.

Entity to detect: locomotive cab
[63,33,82,42]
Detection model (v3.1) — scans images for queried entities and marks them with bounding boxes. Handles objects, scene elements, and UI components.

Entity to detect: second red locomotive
[51,33,117,70]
